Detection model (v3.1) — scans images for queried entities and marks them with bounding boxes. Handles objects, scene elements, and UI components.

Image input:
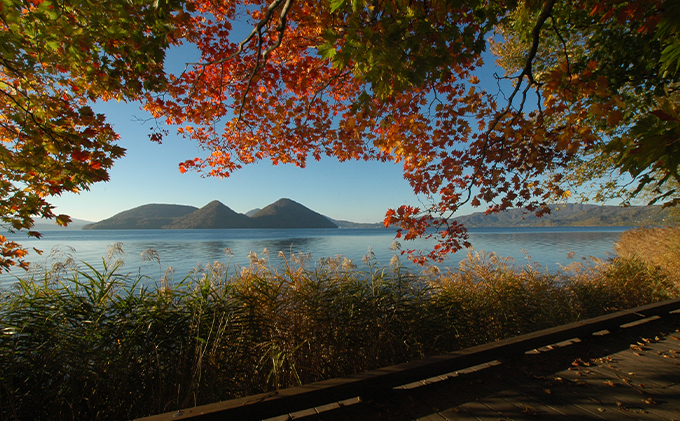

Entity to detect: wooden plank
[510,379,611,420]
[397,382,453,416]
[322,397,384,421]
[494,388,575,420]
[309,401,352,421]
[415,413,448,421]
[552,366,667,420]
[474,391,539,419]
[372,387,434,421]
[535,375,642,420]
[437,406,481,421]
[455,400,501,421]
[572,342,680,420]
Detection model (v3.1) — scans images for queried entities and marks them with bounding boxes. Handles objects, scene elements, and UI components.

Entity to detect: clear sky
[48,40,487,225]
[50,97,426,224]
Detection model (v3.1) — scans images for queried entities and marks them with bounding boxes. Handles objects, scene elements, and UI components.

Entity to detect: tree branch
[461,0,556,208]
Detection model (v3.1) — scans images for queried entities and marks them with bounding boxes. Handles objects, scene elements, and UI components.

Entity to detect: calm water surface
[1,227,629,287]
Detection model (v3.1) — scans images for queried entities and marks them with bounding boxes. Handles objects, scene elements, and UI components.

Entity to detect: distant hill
[245,208,261,217]
[165,200,255,229]
[454,203,675,227]
[82,204,198,229]
[331,219,385,229]
[78,201,677,231]
[83,199,338,229]
[250,198,338,228]
[33,217,93,231]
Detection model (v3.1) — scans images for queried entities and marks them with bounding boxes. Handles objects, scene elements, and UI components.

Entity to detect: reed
[613,225,680,285]
[1,227,678,420]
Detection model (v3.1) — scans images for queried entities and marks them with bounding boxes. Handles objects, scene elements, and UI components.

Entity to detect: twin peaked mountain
[82,198,338,230]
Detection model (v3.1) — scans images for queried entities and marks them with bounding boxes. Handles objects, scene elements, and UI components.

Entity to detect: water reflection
[249,236,327,255]
[0,227,628,287]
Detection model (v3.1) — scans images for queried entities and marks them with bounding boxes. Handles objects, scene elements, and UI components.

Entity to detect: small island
[82,198,339,230]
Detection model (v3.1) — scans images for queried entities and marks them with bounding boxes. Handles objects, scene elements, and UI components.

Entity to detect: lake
[1,226,629,287]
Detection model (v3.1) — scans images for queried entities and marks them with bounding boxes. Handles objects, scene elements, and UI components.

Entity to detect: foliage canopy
[0,0,181,270]
[148,0,679,262]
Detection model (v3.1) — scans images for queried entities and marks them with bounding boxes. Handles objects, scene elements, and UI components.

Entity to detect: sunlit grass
[613,225,680,284]
[1,226,678,420]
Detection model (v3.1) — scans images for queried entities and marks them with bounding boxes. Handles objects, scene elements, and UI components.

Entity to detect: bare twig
[461,0,556,207]
[185,0,295,125]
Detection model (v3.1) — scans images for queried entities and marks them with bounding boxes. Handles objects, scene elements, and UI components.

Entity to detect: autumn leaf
[1,0,181,271]
[139,0,680,263]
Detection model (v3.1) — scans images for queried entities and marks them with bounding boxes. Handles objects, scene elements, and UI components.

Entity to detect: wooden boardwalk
[140,298,680,421]
[342,316,680,421]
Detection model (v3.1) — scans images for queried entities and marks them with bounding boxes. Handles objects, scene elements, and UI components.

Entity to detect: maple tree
[0,0,182,271]
[493,0,680,207]
[146,0,679,263]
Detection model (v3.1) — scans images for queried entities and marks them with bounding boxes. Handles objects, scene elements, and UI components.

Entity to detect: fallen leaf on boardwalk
[543,389,552,395]
[630,344,644,352]
[522,406,538,415]
[644,398,657,405]
[670,335,680,341]
[604,380,616,387]
[628,372,636,376]
[597,408,606,412]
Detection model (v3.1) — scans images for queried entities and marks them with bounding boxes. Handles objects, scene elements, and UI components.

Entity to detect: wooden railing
[137,297,680,421]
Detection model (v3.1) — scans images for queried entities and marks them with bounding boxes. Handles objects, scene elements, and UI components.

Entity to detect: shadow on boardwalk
[140,299,680,421]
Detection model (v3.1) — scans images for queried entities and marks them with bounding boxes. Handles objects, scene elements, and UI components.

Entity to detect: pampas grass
[1,227,678,420]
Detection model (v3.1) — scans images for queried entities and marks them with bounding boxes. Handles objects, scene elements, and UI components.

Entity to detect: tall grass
[613,225,680,284]
[1,227,678,420]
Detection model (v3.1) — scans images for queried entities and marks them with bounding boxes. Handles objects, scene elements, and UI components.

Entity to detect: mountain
[250,198,338,228]
[454,203,675,227]
[245,208,261,217]
[83,199,339,229]
[82,204,198,229]
[165,200,254,229]
[330,219,385,229]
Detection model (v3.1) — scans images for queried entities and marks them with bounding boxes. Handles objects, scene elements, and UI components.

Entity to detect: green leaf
[329,0,345,13]
[660,42,680,77]
[318,43,337,60]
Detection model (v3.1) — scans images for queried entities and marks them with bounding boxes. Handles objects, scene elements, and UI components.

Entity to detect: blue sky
[50,95,430,224]
[50,102,425,223]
